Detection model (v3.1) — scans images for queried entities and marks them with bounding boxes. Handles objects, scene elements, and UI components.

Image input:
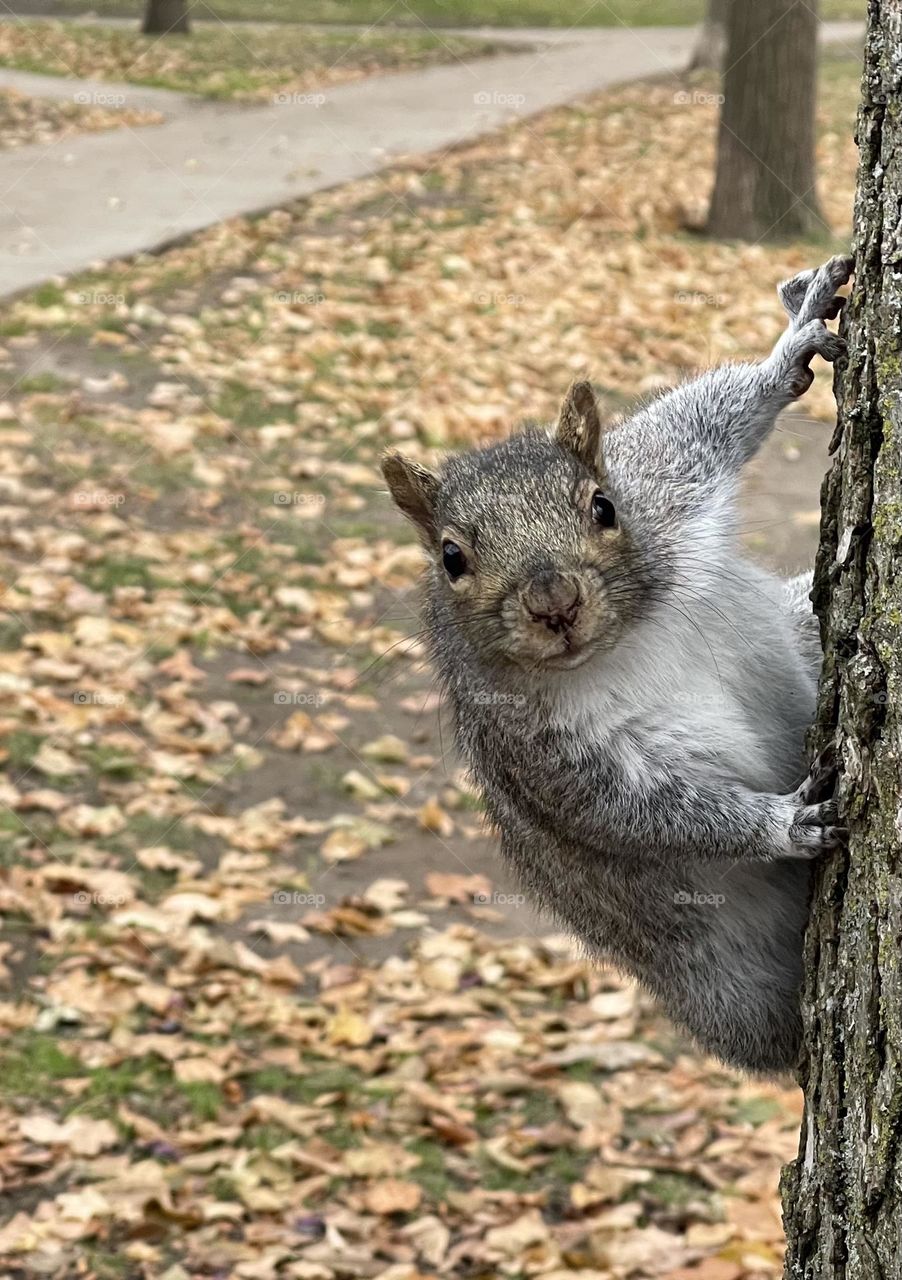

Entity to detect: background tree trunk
[782,2,902,1275]
[142,0,192,35]
[689,0,730,72]
[706,0,824,239]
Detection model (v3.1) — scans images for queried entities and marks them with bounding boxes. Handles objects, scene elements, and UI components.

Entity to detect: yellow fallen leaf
[343,1143,419,1177]
[319,829,367,863]
[326,1006,372,1047]
[418,797,454,836]
[361,734,408,763]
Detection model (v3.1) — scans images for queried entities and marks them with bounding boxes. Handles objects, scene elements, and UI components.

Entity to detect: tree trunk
[782,2,902,1275]
[142,0,192,35]
[706,0,824,240]
[689,0,730,72]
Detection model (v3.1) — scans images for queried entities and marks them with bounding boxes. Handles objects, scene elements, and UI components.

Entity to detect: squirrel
[382,256,852,1074]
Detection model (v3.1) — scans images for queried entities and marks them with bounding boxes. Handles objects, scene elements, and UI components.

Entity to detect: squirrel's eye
[442,540,468,579]
[591,490,617,528]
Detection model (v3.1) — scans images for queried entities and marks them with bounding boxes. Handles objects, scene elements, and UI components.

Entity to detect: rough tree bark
[782,2,902,1275]
[707,0,824,239]
[142,0,192,35]
[689,0,730,73]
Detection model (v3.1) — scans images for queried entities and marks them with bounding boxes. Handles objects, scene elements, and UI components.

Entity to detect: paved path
[0,65,195,114]
[0,20,864,297]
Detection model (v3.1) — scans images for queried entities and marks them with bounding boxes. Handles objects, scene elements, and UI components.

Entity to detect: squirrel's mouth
[538,644,595,671]
[501,576,611,671]
[523,628,598,670]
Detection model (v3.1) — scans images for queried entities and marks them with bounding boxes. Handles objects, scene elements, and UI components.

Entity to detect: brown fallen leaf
[174,1058,226,1085]
[424,871,492,903]
[227,667,271,685]
[19,1114,118,1156]
[364,1178,423,1215]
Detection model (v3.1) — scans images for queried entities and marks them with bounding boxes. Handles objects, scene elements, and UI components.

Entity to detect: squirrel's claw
[783,321,846,397]
[787,799,847,858]
[767,256,852,402]
[797,744,839,805]
[772,751,846,860]
[778,254,854,326]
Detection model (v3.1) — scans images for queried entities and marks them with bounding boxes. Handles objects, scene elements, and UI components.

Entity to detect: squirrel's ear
[554,379,602,469]
[381,452,440,547]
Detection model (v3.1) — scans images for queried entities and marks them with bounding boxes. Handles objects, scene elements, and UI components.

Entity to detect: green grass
[244,1060,364,1103]
[0,1034,83,1104]
[644,1171,712,1208]
[0,1033,226,1124]
[728,1094,786,1127]
[80,1250,132,1280]
[82,554,160,594]
[80,742,144,780]
[0,20,503,101]
[15,372,69,394]
[215,381,293,427]
[22,0,867,26]
[4,729,45,769]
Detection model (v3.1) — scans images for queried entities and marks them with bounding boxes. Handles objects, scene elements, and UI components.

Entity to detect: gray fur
[383,256,852,1074]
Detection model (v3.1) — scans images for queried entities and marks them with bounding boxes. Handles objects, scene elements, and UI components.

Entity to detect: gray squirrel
[382,256,852,1074]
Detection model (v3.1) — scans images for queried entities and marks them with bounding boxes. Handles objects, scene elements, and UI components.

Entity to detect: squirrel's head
[382,381,647,673]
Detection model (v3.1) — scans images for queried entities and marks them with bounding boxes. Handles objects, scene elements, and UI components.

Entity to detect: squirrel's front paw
[771,751,844,857]
[786,799,846,859]
[771,748,846,859]
[778,254,854,326]
[770,256,852,399]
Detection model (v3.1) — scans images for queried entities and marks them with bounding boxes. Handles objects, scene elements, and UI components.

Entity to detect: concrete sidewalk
[0,26,693,294]
[0,65,195,114]
[0,19,864,297]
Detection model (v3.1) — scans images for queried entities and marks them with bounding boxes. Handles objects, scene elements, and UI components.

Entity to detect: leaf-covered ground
[0,21,504,102]
[0,53,859,1280]
[0,84,160,147]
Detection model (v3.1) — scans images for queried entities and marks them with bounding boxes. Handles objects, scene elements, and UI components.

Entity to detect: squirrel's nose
[523,571,581,634]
